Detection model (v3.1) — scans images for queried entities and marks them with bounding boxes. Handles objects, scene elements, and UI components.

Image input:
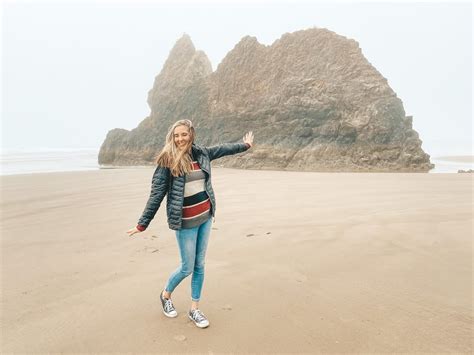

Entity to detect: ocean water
[0,148,100,176]
[429,157,474,173]
[0,148,472,175]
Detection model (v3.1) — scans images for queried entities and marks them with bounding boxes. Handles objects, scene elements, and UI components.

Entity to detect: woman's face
[173,125,191,150]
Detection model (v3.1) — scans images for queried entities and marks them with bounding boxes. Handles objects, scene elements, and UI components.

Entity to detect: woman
[126,119,254,329]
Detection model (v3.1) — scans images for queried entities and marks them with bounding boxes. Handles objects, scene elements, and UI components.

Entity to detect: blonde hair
[155,119,196,177]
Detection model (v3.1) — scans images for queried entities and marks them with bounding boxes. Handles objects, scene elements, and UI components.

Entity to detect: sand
[1,168,472,353]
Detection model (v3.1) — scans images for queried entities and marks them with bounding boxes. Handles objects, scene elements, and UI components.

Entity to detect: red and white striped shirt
[181,160,212,228]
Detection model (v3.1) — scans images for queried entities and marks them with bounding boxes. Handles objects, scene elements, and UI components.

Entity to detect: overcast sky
[2,0,472,156]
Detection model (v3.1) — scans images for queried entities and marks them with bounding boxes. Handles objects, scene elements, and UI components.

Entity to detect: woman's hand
[243,131,254,147]
[126,227,142,236]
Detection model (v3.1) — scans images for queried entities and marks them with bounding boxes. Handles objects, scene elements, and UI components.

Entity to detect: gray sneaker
[160,291,177,318]
[188,309,210,328]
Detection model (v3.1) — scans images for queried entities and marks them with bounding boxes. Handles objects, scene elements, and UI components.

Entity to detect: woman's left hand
[243,131,254,147]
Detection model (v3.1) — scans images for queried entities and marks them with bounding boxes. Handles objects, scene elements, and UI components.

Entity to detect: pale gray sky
[2,0,472,156]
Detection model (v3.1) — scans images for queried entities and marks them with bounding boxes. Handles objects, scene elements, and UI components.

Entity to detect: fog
[2,0,472,157]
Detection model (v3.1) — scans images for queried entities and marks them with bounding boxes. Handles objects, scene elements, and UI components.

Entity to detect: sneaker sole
[188,313,209,328]
[163,309,178,318]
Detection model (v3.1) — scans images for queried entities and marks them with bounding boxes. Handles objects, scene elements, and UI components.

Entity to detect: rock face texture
[99,29,434,172]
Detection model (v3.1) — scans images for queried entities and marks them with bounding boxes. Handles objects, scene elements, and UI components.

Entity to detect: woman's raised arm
[206,131,254,161]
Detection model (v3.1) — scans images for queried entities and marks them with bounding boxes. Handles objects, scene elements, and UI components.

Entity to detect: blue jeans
[164,217,212,302]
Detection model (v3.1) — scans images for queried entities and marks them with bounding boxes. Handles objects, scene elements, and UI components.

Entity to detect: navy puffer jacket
[137,142,250,230]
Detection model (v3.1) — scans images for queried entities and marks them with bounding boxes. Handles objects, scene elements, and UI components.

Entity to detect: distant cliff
[99,28,434,172]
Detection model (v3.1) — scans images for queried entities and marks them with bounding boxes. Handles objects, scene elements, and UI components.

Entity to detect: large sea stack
[99,28,434,172]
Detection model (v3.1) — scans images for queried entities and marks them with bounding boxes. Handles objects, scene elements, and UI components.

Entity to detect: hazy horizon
[2,1,472,157]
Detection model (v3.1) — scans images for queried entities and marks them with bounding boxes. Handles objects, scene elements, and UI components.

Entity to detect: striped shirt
[181,160,212,229]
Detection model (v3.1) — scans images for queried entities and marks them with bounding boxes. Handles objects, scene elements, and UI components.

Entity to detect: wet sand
[1,168,472,353]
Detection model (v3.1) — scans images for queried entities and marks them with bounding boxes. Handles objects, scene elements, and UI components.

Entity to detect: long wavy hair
[155,119,196,177]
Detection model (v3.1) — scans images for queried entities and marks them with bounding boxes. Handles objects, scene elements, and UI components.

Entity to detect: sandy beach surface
[1,168,472,354]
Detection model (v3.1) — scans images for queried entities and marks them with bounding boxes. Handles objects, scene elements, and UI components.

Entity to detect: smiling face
[173,124,191,150]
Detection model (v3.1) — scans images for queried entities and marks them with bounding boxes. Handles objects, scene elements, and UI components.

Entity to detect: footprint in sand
[246,234,255,237]
[222,304,232,311]
[140,246,159,253]
[174,335,186,342]
[295,273,308,283]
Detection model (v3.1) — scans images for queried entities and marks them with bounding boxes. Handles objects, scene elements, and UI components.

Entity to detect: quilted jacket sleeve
[206,142,250,161]
[137,165,171,229]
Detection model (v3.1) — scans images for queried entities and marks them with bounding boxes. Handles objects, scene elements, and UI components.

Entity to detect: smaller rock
[246,234,255,237]
[458,169,473,173]
[222,304,232,310]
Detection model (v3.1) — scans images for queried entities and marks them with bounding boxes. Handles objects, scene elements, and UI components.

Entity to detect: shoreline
[3,160,474,177]
[2,149,473,176]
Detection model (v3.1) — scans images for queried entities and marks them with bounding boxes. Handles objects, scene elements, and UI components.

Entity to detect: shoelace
[191,309,206,322]
[164,299,175,313]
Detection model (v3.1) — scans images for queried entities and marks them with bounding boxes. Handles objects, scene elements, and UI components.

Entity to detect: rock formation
[99,28,434,172]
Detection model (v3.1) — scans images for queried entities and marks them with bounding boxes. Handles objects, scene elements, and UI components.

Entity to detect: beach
[1,168,472,353]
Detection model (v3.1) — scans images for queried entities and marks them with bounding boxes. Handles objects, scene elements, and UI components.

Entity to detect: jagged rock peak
[276,27,347,41]
[147,34,212,110]
[161,34,212,82]
[235,35,264,48]
[226,35,267,56]
[172,33,195,54]
[215,35,267,74]
[160,33,212,76]
[162,33,197,70]
[153,34,211,86]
